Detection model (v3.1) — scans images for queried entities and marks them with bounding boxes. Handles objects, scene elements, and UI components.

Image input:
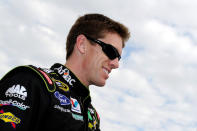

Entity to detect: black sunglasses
[85,35,121,60]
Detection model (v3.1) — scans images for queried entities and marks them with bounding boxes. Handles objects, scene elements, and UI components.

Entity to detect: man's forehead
[102,33,123,54]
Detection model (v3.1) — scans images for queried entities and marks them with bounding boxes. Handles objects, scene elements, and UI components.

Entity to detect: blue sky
[0,0,197,130]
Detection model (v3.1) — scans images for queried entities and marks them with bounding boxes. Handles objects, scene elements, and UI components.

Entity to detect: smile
[102,67,110,76]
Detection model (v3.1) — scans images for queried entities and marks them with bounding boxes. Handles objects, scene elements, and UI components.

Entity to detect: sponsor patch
[0,110,21,128]
[63,71,76,86]
[0,99,30,110]
[93,120,97,127]
[54,91,71,105]
[42,68,53,73]
[88,108,94,114]
[87,108,99,129]
[72,113,83,121]
[70,97,81,113]
[54,105,70,113]
[54,79,70,92]
[88,122,94,129]
[88,121,97,129]
[88,110,93,121]
[54,66,76,86]
[5,84,27,100]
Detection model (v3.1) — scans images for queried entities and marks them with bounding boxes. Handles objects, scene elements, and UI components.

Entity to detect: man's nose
[109,58,119,69]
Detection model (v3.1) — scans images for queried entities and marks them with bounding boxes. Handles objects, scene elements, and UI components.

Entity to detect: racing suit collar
[50,63,91,102]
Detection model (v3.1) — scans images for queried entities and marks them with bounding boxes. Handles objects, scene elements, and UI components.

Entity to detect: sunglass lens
[103,45,119,60]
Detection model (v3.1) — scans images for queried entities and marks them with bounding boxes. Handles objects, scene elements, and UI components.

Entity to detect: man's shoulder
[0,65,57,92]
[0,65,39,81]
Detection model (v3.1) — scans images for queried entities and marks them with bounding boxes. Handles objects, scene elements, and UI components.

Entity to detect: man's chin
[95,81,106,87]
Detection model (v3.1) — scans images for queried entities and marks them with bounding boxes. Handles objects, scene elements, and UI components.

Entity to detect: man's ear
[76,34,86,54]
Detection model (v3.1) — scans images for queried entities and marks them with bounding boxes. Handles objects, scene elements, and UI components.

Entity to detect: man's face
[84,32,123,86]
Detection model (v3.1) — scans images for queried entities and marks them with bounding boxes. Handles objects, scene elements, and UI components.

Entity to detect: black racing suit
[0,63,100,131]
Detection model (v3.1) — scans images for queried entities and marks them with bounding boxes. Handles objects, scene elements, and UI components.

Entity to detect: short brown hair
[66,13,130,60]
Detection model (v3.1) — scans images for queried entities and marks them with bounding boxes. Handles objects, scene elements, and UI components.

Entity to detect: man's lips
[102,67,111,75]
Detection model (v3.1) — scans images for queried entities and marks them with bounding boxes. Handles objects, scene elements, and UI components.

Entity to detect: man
[0,13,130,131]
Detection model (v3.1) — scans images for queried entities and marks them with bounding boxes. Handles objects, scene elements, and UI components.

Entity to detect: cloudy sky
[0,0,197,130]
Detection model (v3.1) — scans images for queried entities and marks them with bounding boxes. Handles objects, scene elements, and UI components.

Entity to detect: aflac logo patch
[54,66,76,86]
[5,84,27,100]
[70,97,81,113]
[54,91,70,105]
[63,70,76,86]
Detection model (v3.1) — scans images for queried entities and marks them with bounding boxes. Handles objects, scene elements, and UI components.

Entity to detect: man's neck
[65,60,89,87]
